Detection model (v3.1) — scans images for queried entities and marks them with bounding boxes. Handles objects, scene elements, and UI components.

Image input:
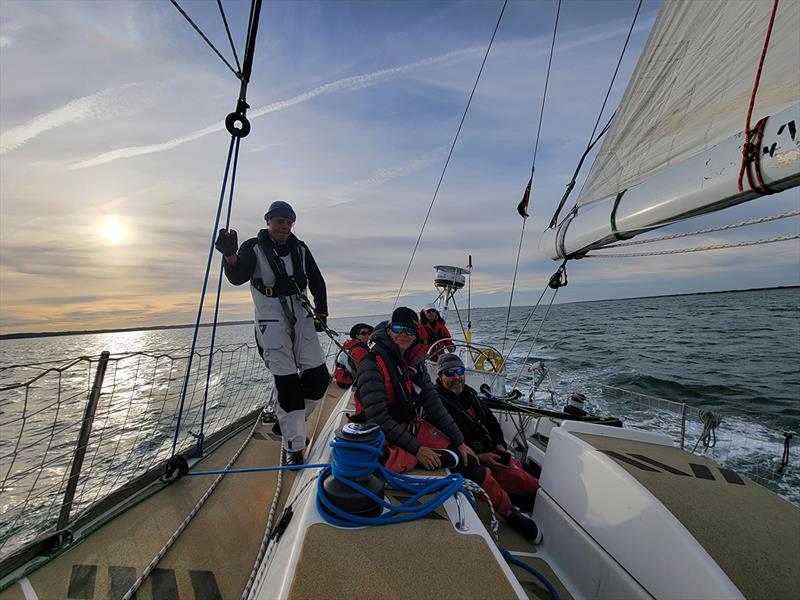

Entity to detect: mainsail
[541,0,800,259]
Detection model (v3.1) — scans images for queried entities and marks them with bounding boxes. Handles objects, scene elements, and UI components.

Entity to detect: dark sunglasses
[441,366,465,377]
[358,330,372,336]
[389,323,417,336]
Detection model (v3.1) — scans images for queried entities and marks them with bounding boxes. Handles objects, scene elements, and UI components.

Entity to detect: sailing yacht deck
[0,382,345,600]
[576,432,800,600]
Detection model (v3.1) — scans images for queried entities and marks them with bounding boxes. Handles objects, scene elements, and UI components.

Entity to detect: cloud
[66,12,655,171]
[67,46,482,170]
[0,83,151,154]
[0,35,12,48]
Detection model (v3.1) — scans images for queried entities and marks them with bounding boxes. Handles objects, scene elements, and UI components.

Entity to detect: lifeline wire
[501,0,561,358]
[393,0,508,308]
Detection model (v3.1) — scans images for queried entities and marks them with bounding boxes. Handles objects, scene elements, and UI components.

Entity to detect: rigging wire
[169,0,241,79]
[501,0,561,358]
[605,210,800,248]
[584,233,800,258]
[547,0,643,229]
[217,0,243,74]
[392,0,509,308]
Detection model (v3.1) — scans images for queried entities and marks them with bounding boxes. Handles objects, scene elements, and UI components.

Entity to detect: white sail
[542,0,800,259]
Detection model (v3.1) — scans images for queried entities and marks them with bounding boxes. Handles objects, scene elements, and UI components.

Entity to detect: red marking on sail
[517,176,532,218]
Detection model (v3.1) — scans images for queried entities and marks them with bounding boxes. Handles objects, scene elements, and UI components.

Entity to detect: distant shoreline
[1,285,797,340]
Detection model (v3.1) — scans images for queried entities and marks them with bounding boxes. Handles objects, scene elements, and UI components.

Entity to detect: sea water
[1,287,798,548]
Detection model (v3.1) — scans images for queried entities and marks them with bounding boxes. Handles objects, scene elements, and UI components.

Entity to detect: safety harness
[251,231,309,342]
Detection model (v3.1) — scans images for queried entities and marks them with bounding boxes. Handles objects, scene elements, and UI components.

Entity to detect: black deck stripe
[252,432,268,440]
[67,564,97,599]
[151,569,179,600]
[628,453,690,476]
[600,450,659,472]
[719,467,745,485]
[190,570,223,600]
[109,566,137,600]
[689,463,716,480]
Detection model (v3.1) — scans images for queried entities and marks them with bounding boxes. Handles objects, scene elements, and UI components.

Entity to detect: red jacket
[333,339,369,387]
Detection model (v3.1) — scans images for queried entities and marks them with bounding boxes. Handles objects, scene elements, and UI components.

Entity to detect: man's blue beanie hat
[264,200,296,222]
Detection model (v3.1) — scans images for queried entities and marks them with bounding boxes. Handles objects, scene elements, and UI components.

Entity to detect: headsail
[542,0,800,259]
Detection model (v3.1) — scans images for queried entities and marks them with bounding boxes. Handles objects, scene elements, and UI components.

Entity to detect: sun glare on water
[100,220,127,243]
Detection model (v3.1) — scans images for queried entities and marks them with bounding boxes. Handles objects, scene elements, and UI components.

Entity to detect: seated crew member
[419,304,455,360]
[435,353,542,541]
[334,323,373,388]
[352,307,475,473]
[215,200,329,466]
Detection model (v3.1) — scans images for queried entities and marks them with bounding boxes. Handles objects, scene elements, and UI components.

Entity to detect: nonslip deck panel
[288,521,519,600]
[576,432,800,600]
[2,382,345,600]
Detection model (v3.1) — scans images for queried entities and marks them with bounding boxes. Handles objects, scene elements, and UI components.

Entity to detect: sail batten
[577,0,800,208]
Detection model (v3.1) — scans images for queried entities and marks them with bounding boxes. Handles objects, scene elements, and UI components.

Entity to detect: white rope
[608,210,800,248]
[585,234,799,258]
[241,454,284,599]
[122,418,260,600]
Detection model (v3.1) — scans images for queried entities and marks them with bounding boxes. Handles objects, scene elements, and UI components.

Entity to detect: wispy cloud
[0,35,12,48]
[67,13,654,171]
[310,150,445,211]
[68,46,483,170]
[0,83,150,154]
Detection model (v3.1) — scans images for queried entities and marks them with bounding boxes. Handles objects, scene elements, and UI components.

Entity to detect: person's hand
[478,452,508,470]
[214,229,238,257]
[457,443,478,465]
[314,312,328,332]
[416,446,441,470]
[495,443,508,454]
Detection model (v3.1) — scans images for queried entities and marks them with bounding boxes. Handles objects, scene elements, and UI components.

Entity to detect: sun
[100,219,127,243]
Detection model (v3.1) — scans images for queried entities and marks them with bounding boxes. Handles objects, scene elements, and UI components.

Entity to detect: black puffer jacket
[354,323,464,455]
[436,382,505,454]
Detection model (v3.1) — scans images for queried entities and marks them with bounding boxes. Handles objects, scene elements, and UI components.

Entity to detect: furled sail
[542,0,800,259]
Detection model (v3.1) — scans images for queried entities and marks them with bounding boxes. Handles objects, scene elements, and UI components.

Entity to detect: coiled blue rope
[316,430,474,527]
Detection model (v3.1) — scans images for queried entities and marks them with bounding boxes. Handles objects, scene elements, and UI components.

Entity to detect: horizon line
[2,285,796,341]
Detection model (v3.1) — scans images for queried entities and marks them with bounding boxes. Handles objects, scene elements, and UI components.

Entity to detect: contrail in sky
[67,46,480,170]
[0,83,148,154]
[66,15,653,170]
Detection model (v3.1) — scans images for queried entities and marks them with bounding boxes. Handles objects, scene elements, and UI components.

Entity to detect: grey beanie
[264,200,296,222]
[437,353,464,373]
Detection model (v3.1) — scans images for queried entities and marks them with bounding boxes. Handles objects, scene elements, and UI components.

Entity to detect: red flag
[517,176,532,218]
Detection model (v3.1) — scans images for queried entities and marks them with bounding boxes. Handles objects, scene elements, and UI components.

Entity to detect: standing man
[215,200,329,466]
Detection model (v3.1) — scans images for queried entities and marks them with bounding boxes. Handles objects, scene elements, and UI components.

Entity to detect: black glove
[215,229,238,257]
[314,312,328,332]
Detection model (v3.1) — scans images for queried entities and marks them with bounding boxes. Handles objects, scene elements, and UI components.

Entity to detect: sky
[1,0,798,335]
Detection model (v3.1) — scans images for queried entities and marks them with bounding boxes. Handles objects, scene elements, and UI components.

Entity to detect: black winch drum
[321,422,386,518]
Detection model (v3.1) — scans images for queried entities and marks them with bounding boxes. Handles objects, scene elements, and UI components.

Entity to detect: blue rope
[499,548,560,600]
[197,135,242,455]
[316,431,474,528]
[188,464,328,475]
[171,134,238,456]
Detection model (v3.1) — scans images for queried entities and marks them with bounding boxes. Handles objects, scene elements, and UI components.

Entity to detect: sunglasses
[389,323,417,336]
[441,366,465,377]
[358,330,372,336]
